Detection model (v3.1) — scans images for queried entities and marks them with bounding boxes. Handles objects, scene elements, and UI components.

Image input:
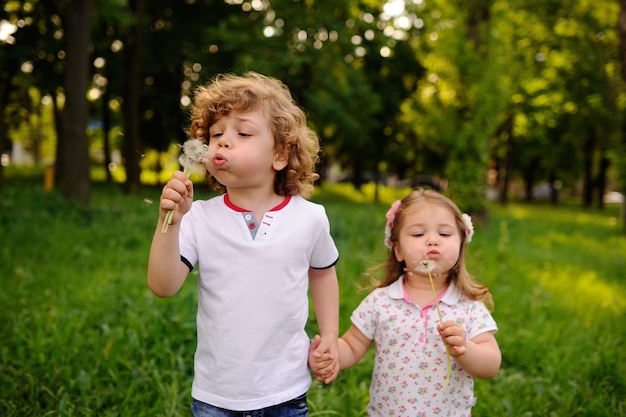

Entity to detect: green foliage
[4,0,626,212]
[0,182,625,416]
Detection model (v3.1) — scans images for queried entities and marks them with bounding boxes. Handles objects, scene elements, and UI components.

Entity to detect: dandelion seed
[162,138,208,234]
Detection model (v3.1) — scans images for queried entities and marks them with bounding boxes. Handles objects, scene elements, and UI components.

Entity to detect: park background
[1,0,626,416]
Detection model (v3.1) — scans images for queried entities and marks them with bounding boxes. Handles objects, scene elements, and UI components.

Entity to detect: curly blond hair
[186,72,320,197]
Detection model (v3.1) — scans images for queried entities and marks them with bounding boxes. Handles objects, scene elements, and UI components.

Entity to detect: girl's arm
[439,320,501,379]
[454,331,501,379]
[308,325,372,383]
[338,325,372,370]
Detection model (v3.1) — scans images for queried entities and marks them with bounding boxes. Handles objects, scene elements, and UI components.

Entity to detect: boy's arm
[308,266,340,378]
[147,171,194,298]
[147,224,190,297]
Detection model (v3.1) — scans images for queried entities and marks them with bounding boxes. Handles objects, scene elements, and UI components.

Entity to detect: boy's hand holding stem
[160,170,195,233]
[162,139,208,233]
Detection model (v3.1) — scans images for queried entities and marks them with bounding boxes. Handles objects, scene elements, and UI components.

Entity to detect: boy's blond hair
[187,72,320,197]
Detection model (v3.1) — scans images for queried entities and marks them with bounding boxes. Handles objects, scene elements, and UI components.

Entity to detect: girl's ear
[273,146,289,171]
[393,243,404,262]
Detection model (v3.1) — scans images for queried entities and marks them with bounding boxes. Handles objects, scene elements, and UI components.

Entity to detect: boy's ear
[273,146,289,171]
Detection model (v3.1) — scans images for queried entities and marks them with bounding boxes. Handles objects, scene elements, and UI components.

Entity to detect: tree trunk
[122,0,145,195]
[499,115,514,205]
[581,135,594,208]
[351,151,366,190]
[548,171,559,205]
[523,159,539,203]
[596,149,609,209]
[618,0,626,233]
[0,76,9,192]
[0,56,20,192]
[102,89,113,183]
[59,0,95,205]
[53,93,64,188]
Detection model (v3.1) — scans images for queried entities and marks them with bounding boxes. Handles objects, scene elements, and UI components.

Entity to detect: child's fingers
[321,365,340,384]
[309,335,323,358]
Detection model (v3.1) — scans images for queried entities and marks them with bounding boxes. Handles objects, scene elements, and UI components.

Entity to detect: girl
[148,72,340,416]
[310,189,500,417]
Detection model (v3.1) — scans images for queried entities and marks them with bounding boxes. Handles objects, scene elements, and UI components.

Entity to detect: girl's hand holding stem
[437,320,467,356]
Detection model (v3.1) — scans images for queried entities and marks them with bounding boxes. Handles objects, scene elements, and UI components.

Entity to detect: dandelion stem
[428,269,451,392]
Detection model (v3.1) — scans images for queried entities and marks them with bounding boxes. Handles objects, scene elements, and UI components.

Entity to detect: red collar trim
[224,194,291,212]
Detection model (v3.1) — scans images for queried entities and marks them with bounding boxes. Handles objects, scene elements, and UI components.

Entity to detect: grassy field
[1,180,625,416]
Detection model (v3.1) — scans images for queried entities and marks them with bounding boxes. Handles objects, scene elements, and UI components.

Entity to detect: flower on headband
[384,200,401,249]
[461,213,474,243]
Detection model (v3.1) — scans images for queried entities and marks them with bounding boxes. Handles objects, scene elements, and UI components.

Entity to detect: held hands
[308,335,339,384]
[160,170,194,229]
[438,320,467,356]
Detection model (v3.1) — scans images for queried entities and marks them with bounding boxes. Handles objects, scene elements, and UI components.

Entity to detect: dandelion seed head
[416,258,435,273]
[179,138,208,173]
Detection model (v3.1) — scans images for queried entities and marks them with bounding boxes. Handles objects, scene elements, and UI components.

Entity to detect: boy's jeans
[191,394,308,417]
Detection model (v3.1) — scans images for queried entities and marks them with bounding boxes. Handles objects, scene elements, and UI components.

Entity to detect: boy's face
[206,110,287,190]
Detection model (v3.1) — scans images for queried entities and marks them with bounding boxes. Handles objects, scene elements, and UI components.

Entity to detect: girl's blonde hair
[378,189,494,310]
[187,72,320,197]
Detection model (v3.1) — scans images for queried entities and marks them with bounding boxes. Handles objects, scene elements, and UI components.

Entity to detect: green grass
[1,180,625,416]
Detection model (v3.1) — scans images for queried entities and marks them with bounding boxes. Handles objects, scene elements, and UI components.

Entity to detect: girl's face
[393,202,461,277]
[206,110,287,190]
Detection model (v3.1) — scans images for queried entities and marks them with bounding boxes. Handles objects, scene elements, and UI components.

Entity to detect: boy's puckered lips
[212,153,227,167]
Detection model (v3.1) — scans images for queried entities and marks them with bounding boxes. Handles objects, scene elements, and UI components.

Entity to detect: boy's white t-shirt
[178,194,339,411]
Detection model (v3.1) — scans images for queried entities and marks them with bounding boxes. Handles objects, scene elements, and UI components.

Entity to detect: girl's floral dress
[351,276,498,417]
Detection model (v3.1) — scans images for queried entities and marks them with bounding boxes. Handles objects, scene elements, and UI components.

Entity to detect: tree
[57,0,96,205]
[617,0,626,233]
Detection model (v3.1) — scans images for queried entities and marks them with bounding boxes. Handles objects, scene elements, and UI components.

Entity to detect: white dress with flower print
[351,276,498,417]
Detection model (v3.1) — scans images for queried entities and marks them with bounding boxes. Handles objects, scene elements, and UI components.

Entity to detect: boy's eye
[238,132,251,137]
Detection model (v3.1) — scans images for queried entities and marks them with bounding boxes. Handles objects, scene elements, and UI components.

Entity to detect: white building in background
[9,142,34,165]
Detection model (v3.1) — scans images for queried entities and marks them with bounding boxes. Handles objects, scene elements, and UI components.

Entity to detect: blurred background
[1,0,625,222]
[2,2,626,416]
